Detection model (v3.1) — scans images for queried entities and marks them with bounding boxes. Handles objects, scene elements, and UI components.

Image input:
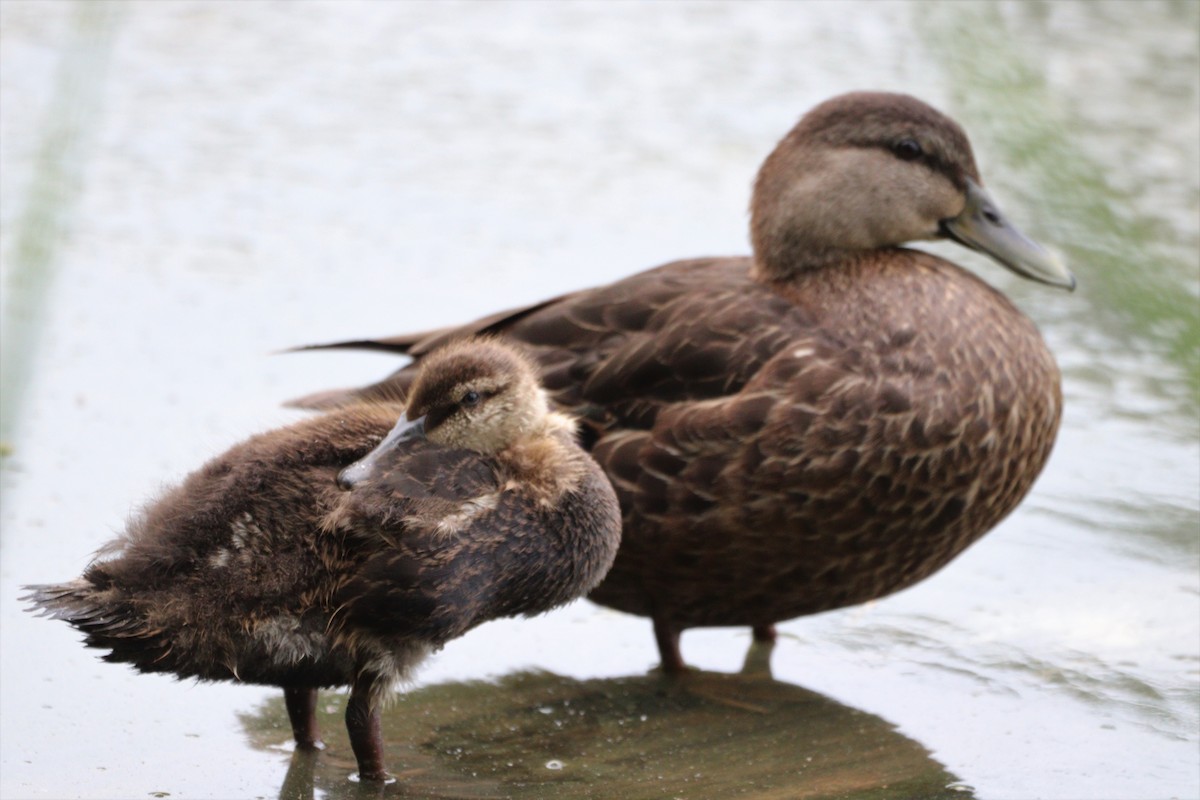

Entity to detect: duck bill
[337,413,427,489]
[940,178,1076,291]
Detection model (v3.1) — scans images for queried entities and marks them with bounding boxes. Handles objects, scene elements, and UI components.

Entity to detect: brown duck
[293,91,1075,674]
[25,338,622,782]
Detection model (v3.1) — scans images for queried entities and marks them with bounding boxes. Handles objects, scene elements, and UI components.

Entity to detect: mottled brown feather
[289,92,1068,672]
[25,339,621,780]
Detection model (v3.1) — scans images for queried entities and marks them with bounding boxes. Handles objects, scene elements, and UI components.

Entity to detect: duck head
[749,91,1075,290]
[336,339,549,489]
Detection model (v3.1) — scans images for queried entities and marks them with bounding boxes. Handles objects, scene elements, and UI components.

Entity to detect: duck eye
[893,138,923,161]
[461,390,481,407]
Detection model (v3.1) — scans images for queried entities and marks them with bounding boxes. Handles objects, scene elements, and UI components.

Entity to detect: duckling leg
[345,675,389,781]
[283,687,323,749]
[652,618,687,675]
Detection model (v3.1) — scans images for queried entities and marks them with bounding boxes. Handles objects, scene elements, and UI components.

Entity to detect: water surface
[2,2,1197,798]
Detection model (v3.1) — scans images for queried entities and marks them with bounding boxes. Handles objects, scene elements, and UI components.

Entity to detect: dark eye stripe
[857,139,964,190]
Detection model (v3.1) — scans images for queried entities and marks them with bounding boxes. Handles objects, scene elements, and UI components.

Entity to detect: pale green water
[1,2,1197,799]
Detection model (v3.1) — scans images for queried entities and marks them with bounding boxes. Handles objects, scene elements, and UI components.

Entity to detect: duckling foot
[345,678,391,782]
[284,687,324,750]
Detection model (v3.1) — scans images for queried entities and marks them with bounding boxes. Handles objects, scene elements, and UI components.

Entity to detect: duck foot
[345,676,391,782]
[653,618,688,675]
[284,687,324,750]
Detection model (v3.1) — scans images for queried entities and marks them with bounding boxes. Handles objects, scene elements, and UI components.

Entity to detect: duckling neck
[498,413,587,505]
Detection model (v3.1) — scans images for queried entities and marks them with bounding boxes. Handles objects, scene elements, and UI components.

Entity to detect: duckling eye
[461,390,481,407]
[892,138,923,161]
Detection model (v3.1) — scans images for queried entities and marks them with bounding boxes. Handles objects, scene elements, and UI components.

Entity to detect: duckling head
[750,91,1074,290]
[337,339,549,489]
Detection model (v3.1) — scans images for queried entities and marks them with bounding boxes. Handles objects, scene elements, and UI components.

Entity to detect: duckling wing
[331,438,504,549]
[361,440,502,503]
[330,449,513,643]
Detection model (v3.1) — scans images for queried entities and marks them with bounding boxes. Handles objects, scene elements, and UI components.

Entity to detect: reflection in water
[242,656,974,800]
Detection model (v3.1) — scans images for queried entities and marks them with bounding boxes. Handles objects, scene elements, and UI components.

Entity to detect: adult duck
[292,92,1075,673]
[26,339,622,781]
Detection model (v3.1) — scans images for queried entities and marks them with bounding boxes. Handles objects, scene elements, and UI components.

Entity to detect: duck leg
[284,687,324,749]
[653,617,687,675]
[741,630,777,677]
[345,674,389,781]
[752,624,777,643]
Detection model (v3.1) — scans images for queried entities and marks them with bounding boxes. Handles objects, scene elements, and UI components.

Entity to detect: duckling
[25,338,622,781]
[291,92,1074,673]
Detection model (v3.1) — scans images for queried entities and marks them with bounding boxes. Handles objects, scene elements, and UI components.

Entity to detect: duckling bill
[291,92,1073,674]
[24,339,621,782]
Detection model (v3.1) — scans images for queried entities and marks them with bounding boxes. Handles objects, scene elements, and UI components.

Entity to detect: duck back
[292,252,1060,630]
[586,251,1061,625]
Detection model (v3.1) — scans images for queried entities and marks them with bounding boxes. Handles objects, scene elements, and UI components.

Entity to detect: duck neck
[749,132,917,282]
[747,146,862,282]
[750,236,853,283]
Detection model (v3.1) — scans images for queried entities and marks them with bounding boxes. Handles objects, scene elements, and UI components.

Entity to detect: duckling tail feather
[21,581,174,670]
[22,580,97,622]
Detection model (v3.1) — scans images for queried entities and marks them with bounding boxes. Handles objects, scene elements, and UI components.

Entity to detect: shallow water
[1,2,1197,799]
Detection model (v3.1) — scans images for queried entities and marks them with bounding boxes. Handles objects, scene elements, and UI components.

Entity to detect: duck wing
[288,258,813,439]
[285,295,570,409]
